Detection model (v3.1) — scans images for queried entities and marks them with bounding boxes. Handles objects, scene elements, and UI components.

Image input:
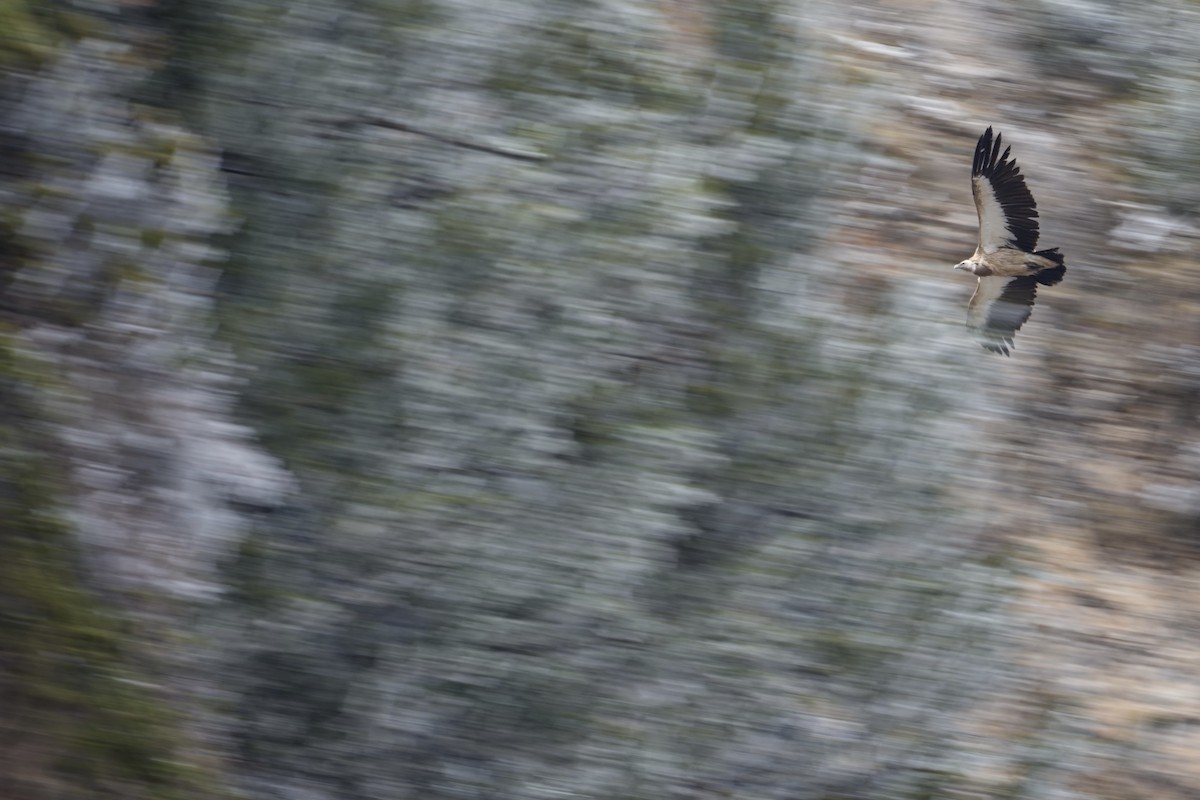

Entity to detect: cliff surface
[2,1,1199,798]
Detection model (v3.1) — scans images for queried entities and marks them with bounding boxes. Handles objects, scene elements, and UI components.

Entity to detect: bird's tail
[1034,247,1066,286]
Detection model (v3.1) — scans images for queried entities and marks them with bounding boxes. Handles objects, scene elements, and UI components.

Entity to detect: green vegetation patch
[0,339,208,800]
[0,0,60,66]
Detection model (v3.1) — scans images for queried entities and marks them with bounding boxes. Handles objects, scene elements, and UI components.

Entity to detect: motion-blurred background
[1,1,1198,798]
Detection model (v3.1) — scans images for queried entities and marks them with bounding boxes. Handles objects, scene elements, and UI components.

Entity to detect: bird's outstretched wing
[971,127,1039,254]
[967,275,1039,356]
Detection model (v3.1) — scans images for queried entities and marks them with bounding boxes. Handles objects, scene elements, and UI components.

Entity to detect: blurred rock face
[1,39,293,599]
[2,1,1200,799]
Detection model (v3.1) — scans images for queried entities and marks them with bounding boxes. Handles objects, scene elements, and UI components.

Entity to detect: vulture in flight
[955,126,1066,355]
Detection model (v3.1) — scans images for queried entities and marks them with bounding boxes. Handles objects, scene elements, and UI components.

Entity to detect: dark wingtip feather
[972,127,995,177]
[990,133,1004,172]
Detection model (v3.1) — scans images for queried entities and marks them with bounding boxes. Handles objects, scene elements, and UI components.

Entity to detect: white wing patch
[971,174,1010,254]
[966,276,1007,332]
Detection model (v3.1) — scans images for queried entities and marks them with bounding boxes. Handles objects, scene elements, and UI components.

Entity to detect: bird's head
[953,260,974,274]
